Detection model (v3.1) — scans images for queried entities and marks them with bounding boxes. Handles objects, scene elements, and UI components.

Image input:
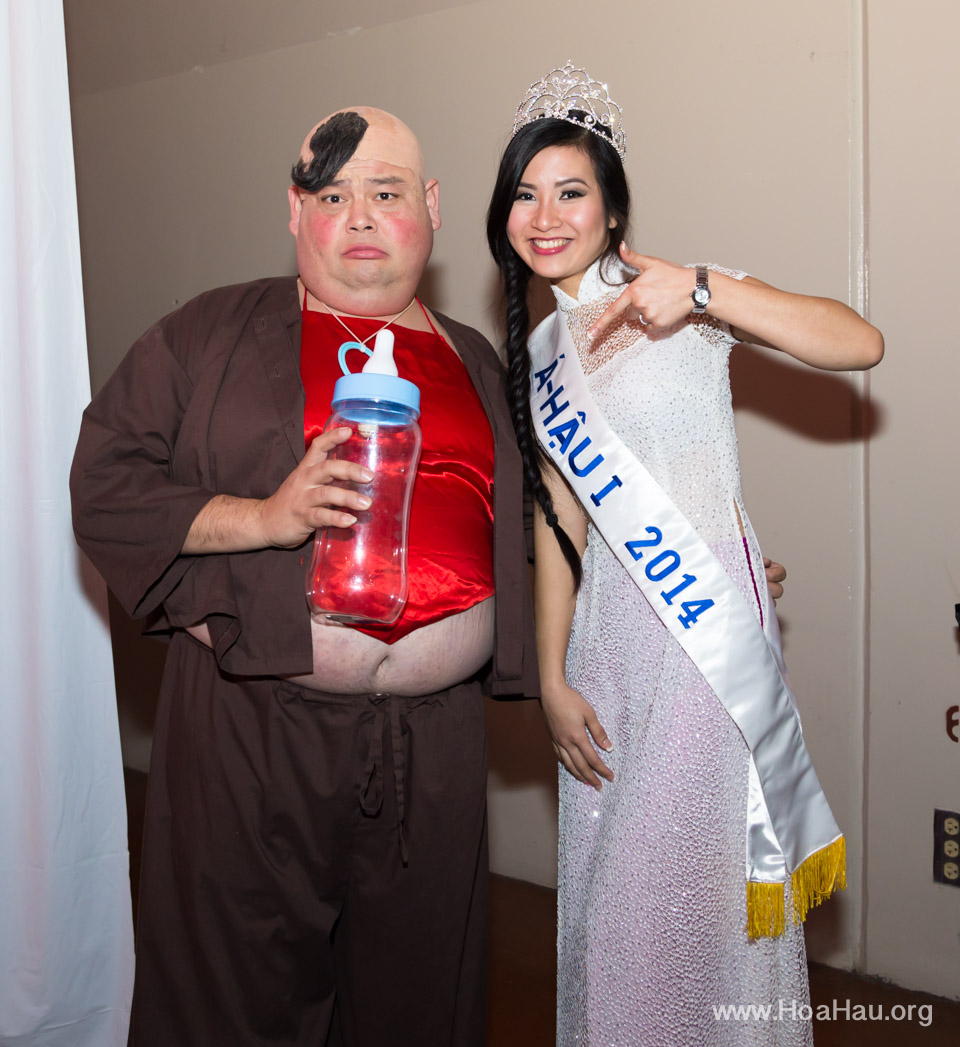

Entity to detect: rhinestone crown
[513,60,626,161]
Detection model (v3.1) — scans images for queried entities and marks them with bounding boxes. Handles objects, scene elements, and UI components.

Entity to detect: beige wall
[865,1,960,998]
[66,0,960,998]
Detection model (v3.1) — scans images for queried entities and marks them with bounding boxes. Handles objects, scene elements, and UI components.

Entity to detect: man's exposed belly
[283,596,495,696]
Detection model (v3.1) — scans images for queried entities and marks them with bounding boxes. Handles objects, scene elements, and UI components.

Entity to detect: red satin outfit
[300,301,495,644]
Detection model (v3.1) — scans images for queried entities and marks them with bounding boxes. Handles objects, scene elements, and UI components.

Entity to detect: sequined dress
[532,260,812,1046]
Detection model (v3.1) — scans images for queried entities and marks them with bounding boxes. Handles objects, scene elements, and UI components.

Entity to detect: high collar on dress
[549,255,634,312]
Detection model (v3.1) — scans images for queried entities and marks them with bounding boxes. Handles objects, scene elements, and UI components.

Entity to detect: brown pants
[129,636,489,1047]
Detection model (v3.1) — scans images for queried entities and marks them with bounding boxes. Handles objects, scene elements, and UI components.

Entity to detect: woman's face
[506,144,615,298]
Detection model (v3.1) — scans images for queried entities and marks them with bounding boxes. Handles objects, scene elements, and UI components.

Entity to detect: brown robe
[71,276,538,693]
[70,276,539,1046]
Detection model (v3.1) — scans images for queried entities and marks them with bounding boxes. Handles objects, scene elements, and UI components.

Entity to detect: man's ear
[288,186,303,236]
[424,178,441,232]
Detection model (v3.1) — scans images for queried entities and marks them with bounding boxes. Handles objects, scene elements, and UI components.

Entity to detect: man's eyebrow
[319,174,411,191]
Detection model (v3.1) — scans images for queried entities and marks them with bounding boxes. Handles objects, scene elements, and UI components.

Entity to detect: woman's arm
[590,244,884,371]
[534,464,614,790]
[718,273,883,370]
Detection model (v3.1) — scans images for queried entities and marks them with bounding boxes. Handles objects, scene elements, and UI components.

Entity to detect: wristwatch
[691,266,711,313]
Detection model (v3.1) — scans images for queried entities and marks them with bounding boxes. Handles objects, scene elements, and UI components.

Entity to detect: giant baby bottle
[306,329,422,625]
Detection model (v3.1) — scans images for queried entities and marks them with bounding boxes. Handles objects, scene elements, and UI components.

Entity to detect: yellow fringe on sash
[746,881,786,939]
[791,835,847,924]
[747,836,846,940]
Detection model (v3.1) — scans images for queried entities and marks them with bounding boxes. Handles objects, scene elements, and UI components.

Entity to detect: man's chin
[305,274,419,318]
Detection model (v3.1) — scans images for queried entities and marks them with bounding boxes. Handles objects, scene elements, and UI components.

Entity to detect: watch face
[693,287,710,306]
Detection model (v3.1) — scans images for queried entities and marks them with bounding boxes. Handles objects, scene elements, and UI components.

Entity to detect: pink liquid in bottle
[307,419,420,624]
[306,330,422,626]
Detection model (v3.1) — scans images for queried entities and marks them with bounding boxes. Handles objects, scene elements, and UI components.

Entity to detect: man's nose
[347,198,376,231]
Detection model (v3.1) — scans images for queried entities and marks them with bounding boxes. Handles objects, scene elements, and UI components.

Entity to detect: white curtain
[0,2,134,1044]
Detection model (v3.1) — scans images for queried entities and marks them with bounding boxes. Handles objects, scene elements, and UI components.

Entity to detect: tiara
[513,60,626,161]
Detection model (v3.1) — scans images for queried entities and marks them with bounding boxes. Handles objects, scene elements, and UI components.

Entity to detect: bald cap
[293,106,426,190]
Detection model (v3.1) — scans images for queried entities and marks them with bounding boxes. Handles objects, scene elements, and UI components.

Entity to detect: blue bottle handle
[337,341,372,375]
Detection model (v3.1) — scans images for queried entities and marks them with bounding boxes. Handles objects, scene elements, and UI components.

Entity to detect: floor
[126,770,959,1044]
[488,876,960,1046]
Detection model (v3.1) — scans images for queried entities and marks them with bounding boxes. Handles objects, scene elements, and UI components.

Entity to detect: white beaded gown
[530,260,813,1046]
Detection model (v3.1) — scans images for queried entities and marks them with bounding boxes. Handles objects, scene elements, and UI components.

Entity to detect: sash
[530,311,845,938]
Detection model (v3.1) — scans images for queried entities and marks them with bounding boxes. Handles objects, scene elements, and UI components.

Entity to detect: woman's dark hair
[486,117,630,590]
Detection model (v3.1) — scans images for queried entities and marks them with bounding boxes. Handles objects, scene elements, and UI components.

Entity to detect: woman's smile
[530,237,572,254]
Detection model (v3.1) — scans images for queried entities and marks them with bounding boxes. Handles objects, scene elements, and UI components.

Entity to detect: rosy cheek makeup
[382,214,424,247]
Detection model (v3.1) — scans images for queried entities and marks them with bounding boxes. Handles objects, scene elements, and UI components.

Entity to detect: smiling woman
[486,61,882,1047]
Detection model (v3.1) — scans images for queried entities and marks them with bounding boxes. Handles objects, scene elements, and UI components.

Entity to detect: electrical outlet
[934,809,960,886]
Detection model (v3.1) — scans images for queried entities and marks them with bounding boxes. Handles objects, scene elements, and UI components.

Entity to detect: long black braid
[487,117,630,591]
[502,248,584,589]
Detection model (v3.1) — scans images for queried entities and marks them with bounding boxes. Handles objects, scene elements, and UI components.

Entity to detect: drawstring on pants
[359,695,409,865]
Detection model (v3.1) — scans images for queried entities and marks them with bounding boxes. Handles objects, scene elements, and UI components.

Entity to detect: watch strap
[691,265,710,314]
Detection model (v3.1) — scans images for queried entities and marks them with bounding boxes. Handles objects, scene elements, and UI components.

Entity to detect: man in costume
[71,107,538,1047]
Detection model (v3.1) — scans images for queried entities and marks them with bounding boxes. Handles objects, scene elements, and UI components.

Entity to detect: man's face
[288,108,440,317]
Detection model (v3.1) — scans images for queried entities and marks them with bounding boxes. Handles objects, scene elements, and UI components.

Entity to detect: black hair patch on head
[291,111,369,192]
